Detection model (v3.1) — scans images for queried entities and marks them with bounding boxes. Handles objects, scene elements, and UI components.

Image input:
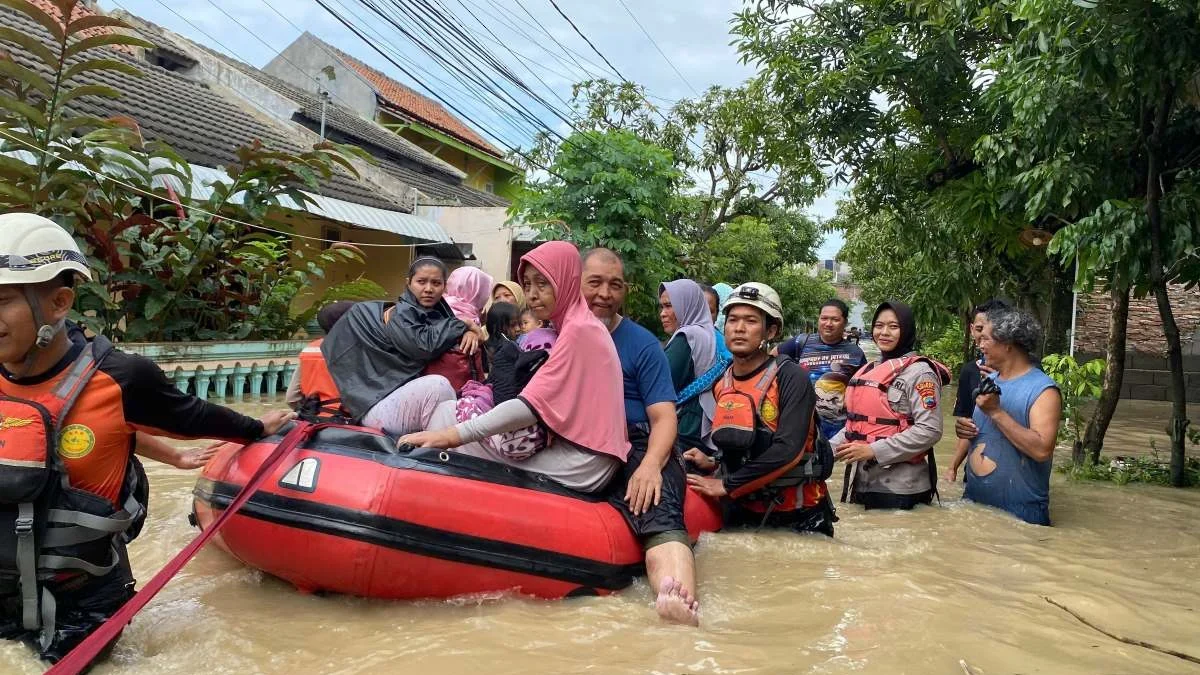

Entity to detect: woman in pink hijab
[444,266,494,324]
[399,241,629,493]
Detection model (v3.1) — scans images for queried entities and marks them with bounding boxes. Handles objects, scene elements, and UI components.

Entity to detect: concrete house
[263,32,528,281]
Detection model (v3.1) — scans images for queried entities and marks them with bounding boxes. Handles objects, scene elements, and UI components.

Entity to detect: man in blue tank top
[777,299,867,439]
[956,307,1062,525]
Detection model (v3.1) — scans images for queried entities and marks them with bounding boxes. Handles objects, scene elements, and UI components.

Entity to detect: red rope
[47,422,317,674]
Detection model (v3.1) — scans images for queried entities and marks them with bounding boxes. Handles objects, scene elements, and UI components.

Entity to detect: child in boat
[400,242,627,494]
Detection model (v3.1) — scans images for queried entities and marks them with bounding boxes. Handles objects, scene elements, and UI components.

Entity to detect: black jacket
[484,338,549,404]
[322,294,466,418]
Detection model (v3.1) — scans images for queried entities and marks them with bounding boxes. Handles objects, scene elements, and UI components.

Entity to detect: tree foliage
[513,79,829,329]
[0,0,376,341]
[513,128,684,323]
[734,0,1072,351]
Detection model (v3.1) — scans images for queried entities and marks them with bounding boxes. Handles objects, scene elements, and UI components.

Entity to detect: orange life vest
[299,339,346,420]
[0,343,145,644]
[710,359,830,512]
[843,355,950,465]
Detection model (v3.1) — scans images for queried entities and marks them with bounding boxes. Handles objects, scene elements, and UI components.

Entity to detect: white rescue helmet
[0,213,91,286]
[723,282,784,324]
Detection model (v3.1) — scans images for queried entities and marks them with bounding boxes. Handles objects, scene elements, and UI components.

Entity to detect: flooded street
[3,398,1197,674]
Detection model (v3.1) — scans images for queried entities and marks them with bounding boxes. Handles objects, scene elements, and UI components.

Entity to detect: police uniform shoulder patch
[59,424,96,459]
[914,380,938,410]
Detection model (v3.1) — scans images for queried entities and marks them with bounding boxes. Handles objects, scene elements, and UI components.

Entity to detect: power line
[545,0,626,81]
[0,127,431,248]
[355,0,560,141]
[312,0,565,178]
[613,0,699,96]
[318,0,545,149]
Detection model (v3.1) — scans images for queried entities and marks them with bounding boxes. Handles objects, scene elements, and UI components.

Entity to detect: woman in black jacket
[322,257,482,433]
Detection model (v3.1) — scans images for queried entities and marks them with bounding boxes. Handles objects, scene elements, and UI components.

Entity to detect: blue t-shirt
[611,317,677,425]
[778,333,867,439]
[963,368,1059,525]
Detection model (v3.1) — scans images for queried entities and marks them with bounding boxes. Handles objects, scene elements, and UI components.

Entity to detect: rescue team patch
[915,381,938,410]
[760,398,779,424]
[59,424,97,459]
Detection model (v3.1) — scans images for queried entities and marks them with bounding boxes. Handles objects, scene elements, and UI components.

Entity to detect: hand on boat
[259,410,297,437]
[686,474,727,498]
[175,441,222,470]
[834,442,875,463]
[625,463,662,516]
[955,417,979,440]
[398,427,462,449]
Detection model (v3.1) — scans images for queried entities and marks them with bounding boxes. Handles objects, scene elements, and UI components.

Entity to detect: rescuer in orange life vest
[832,301,951,510]
[686,283,836,536]
[285,300,357,421]
[0,214,295,666]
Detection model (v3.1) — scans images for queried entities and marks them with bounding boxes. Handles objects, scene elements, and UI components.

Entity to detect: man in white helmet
[686,282,837,536]
[0,214,294,666]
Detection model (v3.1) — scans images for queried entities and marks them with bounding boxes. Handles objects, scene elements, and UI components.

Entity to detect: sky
[96,0,845,259]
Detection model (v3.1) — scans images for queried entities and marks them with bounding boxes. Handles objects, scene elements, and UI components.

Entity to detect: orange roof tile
[27,0,135,54]
[322,41,503,158]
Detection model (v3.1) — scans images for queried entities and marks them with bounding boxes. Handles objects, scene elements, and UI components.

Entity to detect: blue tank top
[963,367,1058,525]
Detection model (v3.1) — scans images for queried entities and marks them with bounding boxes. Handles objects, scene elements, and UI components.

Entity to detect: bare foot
[655,576,699,627]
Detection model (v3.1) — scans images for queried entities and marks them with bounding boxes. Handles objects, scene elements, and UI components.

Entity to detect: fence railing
[119,339,311,402]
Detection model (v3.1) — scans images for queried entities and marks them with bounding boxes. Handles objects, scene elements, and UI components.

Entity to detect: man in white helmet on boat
[0,214,294,667]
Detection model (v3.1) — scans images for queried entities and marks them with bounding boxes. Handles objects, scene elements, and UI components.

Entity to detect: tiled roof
[0,6,411,213]
[27,0,135,54]
[316,37,504,158]
[115,12,507,208]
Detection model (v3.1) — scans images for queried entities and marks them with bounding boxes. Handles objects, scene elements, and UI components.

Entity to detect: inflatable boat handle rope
[47,422,320,675]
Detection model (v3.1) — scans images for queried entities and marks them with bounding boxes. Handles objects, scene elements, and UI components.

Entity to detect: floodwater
[3,399,1198,674]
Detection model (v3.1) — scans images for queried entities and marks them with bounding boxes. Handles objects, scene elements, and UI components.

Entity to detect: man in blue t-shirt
[776,298,867,439]
[581,248,698,626]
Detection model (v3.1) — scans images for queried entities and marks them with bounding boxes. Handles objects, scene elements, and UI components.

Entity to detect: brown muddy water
[3,398,1198,674]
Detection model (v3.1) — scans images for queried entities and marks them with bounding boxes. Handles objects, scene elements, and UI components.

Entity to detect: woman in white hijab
[659,279,717,451]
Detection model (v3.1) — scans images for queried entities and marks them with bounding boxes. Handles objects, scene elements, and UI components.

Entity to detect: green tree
[511,128,685,322]
[733,0,1076,353]
[979,0,1199,485]
[0,0,375,341]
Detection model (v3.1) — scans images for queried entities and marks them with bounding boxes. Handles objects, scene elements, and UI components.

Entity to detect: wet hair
[972,298,1010,319]
[317,300,355,333]
[486,301,520,341]
[820,298,849,320]
[986,307,1041,355]
[408,256,447,280]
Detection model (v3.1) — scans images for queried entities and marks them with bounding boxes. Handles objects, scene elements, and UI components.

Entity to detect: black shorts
[727,493,837,537]
[609,424,687,544]
[0,543,135,667]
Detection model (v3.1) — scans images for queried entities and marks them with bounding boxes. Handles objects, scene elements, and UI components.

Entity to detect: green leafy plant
[0,0,378,341]
[1042,353,1104,461]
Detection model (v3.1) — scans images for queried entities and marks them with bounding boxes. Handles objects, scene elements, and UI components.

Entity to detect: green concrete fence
[120,339,312,402]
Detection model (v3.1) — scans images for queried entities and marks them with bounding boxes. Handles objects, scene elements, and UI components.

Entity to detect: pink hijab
[444,266,494,324]
[517,241,629,462]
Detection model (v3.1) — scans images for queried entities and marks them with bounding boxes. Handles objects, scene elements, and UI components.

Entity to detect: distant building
[809,259,868,330]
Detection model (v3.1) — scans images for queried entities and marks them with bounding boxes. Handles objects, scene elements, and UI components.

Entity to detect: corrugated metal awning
[5,149,455,244]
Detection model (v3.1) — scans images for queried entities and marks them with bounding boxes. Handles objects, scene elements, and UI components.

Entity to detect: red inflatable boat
[192,425,722,599]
